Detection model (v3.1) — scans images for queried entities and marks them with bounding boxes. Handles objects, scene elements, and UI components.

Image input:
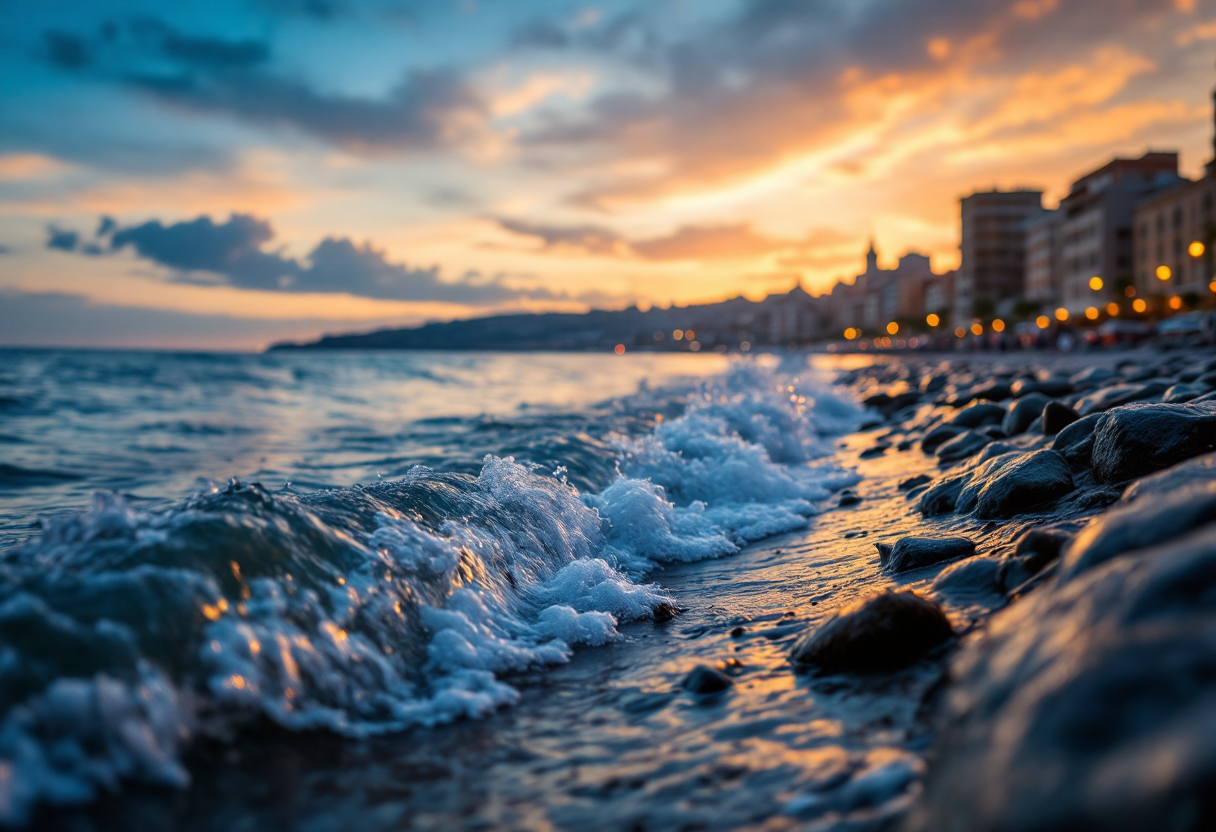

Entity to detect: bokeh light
[1089,276,1103,291]
[1054,307,1069,321]
[1156,265,1171,281]
[1133,298,1148,313]
[925,313,940,327]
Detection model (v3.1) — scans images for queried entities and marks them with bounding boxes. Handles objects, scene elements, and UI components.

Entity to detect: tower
[865,239,878,274]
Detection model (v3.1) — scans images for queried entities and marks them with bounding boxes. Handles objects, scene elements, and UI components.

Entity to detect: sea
[0,348,934,831]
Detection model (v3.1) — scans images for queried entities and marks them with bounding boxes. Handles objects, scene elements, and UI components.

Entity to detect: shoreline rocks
[790,591,954,673]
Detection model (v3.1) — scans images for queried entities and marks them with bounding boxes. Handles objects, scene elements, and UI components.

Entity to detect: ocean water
[0,349,870,827]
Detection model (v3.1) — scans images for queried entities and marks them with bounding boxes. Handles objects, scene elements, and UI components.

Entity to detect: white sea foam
[0,356,861,824]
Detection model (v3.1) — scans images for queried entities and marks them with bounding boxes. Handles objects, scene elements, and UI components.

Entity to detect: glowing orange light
[685,330,695,340]
[614,344,626,355]
[991,319,1005,332]
[925,313,940,327]
[970,323,983,335]
[1124,286,1136,297]
[886,321,899,335]
[954,327,966,338]
[1085,307,1099,320]
[1089,276,1103,291]
[1190,241,1205,257]
[1133,298,1147,313]
[672,329,684,340]
[1168,296,1183,310]
[1036,315,1050,329]
[1210,280,1216,293]
[1156,265,1172,281]
[1055,308,1069,322]
[1106,302,1119,316]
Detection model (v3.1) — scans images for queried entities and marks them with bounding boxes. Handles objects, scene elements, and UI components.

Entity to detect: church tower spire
[865,238,879,274]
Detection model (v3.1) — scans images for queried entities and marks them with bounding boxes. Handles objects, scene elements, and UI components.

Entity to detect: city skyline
[3,0,1216,348]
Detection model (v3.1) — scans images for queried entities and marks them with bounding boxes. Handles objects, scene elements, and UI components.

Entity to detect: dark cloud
[41,17,486,154]
[496,218,624,256]
[46,227,81,252]
[43,31,92,69]
[516,0,1187,204]
[58,213,545,304]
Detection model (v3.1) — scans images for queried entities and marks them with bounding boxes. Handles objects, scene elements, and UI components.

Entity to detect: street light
[1055,307,1069,322]
[1036,315,1050,329]
[992,319,1006,332]
[1156,265,1172,281]
[886,321,899,335]
[1133,298,1148,313]
[1089,276,1103,291]
[926,313,940,327]
[1085,307,1099,320]
[1190,241,1205,258]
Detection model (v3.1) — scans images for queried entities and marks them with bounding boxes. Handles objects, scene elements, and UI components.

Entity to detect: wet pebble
[790,591,954,673]
[876,535,976,573]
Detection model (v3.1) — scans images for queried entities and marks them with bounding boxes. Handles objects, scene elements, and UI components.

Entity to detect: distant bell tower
[865,238,879,274]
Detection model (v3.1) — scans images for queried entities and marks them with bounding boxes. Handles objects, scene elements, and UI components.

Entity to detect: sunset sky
[3,0,1216,348]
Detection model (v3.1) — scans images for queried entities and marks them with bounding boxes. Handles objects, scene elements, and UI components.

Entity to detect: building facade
[1057,152,1182,312]
[1133,177,1216,300]
[1023,209,1061,306]
[955,189,1043,323]
[829,243,943,334]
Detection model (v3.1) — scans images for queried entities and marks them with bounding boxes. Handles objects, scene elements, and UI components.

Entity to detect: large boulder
[1090,402,1216,484]
[905,523,1216,832]
[918,474,971,516]
[876,536,976,573]
[789,591,953,673]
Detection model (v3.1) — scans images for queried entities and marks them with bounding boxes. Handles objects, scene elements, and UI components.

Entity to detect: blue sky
[2,0,1215,348]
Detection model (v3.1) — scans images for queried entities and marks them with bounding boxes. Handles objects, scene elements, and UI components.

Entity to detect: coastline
[24,346,1216,831]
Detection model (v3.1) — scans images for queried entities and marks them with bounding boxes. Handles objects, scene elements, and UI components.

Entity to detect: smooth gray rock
[955,450,1074,519]
[681,665,733,695]
[949,401,1007,428]
[1121,452,1216,502]
[1163,383,1204,403]
[1074,381,1169,416]
[918,474,971,516]
[937,430,991,463]
[1091,402,1216,484]
[1051,412,1103,468]
[1041,401,1080,435]
[789,590,953,673]
[1002,393,1050,436]
[876,535,976,573]
[1060,479,1216,580]
[922,423,968,453]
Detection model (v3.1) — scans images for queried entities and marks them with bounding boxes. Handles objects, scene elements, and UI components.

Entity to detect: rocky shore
[815,348,1216,831]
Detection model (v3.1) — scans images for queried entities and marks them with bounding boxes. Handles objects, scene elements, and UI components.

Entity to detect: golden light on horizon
[1036,315,1050,329]
[843,327,858,340]
[1055,307,1069,321]
[1156,265,1172,281]
[1190,241,1205,257]
[970,322,983,335]
[614,343,626,354]
[1085,306,1099,320]
[886,321,899,335]
[1133,298,1148,313]
[1169,296,1183,310]
[926,313,940,327]
[1106,302,1119,315]
[1089,276,1103,291]
[991,319,1005,332]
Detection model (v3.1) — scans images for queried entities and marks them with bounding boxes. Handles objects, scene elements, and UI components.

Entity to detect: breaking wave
[0,360,859,824]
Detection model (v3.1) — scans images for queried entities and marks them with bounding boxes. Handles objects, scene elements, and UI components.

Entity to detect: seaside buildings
[1023,209,1062,306]
[1134,175,1216,301]
[953,190,1043,323]
[1056,152,1182,313]
[828,242,945,334]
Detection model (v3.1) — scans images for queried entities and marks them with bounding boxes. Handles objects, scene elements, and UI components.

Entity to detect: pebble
[681,665,734,695]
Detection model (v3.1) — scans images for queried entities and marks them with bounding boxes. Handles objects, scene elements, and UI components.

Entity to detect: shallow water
[2,348,917,828]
